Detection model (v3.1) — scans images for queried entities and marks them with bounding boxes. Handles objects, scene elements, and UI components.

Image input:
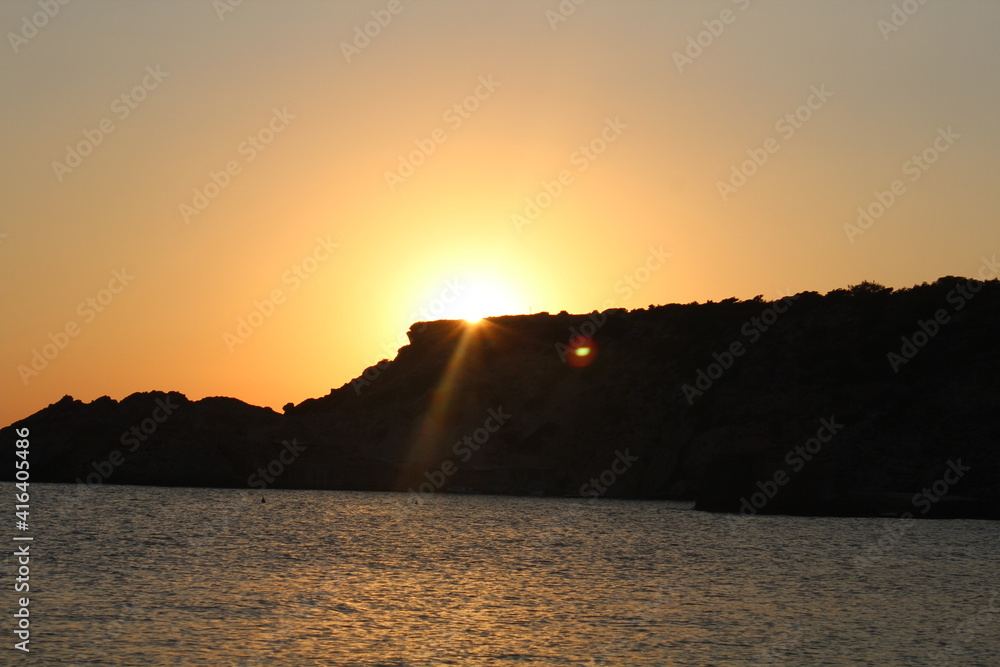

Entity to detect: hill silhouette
[4,276,999,519]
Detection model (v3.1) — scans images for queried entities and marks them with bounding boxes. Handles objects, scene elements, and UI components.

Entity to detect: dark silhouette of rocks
[3,276,999,519]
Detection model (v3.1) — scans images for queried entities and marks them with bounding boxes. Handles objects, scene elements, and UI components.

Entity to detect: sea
[7,483,1000,665]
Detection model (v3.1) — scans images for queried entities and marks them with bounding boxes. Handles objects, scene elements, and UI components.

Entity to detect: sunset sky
[2,0,998,425]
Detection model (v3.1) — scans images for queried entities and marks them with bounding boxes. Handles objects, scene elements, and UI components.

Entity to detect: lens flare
[567,335,597,368]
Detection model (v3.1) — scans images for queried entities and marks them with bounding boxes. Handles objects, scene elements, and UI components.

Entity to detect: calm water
[7,483,1000,665]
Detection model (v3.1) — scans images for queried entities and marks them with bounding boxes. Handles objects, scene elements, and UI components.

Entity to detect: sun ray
[390,317,526,496]
[392,321,479,494]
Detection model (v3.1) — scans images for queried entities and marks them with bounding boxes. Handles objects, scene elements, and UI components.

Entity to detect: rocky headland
[4,277,999,519]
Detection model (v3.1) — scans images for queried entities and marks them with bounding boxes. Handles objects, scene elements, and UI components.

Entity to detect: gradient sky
[2,0,998,425]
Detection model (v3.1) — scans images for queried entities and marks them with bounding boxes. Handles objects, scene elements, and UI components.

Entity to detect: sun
[449,278,525,323]
[402,269,529,328]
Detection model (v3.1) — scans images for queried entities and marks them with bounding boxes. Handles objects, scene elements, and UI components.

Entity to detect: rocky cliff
[4,277,999,518]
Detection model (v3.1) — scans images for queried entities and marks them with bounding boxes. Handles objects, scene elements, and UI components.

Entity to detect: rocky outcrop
[3,277,999,518]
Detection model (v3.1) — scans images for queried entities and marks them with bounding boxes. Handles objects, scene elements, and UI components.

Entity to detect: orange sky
[2,0,998,425]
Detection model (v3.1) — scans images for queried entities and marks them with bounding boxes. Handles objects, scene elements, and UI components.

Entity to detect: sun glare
[449,278,525,323]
